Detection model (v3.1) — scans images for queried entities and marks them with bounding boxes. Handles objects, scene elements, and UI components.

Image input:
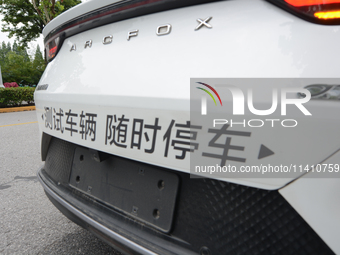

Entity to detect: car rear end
[35,0,340,254]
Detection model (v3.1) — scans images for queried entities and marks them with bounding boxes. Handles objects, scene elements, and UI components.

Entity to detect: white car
[35,0,340,254]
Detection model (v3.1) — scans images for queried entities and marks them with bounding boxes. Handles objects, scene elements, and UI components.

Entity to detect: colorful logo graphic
[196,82,222,106]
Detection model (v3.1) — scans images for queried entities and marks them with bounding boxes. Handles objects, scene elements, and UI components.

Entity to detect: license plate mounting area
[69,147,179,233]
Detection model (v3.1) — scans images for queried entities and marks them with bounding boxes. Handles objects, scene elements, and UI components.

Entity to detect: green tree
[19,47,30,63]
[0,41,11,66]
[2,51,34,85]
[0,42,8,65]
[0,0,81,47]
[32,0,81,25]
[1,42,6,51]
[32,44,46,84]
[6,42,11,52]
[0,42,46,86]
[12,41,19,54]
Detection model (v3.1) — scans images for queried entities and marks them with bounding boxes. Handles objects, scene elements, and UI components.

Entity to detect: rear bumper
[38,136,335,255]
[38,169,157,255]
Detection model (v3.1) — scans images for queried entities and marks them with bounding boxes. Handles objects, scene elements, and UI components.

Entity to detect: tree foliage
[32,45,45,83]
[0,41,46,85]
[32,0,81,25]
[0,0,81,47]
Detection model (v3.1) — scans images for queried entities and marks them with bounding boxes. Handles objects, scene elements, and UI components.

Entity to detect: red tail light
[45,37,60,62]
[285,0,340,7]
[268,0,340,24]
[49,46,57,58]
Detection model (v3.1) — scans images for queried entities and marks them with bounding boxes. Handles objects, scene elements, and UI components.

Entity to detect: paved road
[0,111,120,254]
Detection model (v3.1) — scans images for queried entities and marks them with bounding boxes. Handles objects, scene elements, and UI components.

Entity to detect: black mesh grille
[172,178,334,255]
[43,137,334,255]
[44,137,76,184]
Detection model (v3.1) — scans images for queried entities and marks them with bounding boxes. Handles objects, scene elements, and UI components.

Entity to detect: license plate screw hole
[139,168,145,175]
[200,246,212,255]
[76,176,80,183]
[80,155,84,161]
[153,209,160,219]
[158,180,165,190]
[132,206,138,215]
